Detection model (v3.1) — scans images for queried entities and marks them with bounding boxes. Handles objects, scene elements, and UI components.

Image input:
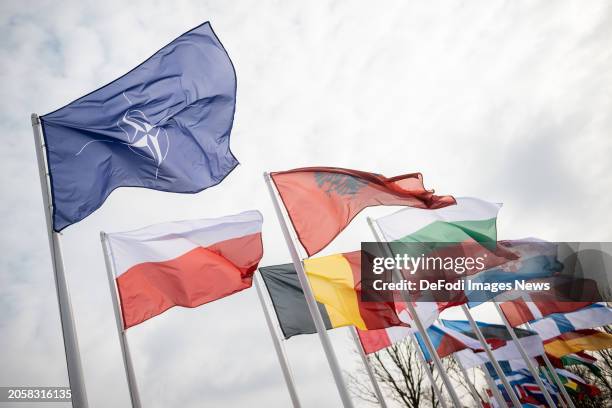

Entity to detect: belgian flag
[259,251,403,338]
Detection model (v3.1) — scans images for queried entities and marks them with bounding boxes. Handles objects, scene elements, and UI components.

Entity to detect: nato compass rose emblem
[76,92,170,179]
[314,172,367,196]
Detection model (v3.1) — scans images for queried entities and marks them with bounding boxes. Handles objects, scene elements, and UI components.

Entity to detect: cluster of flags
[32,21,611,408]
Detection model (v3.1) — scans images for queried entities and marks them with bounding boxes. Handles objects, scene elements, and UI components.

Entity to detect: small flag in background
[528,303,612,341]
[441,320,516,347]
[270,167,455,256]
[41,22,238,231]
[453,323,545,369]
[553,352,601,375]
[466,240,564,306]
[106,210,263,328]
[412,323,484,360]
[490,370,560,406]
[553,368,601,397]
[499,280,599,326]
[544,329,612,358]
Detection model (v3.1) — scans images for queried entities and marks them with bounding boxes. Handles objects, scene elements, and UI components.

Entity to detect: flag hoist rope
[366,217,463,408]
[31,113,89,408]
[264,172,355,408]
[254,272,302,408]
[100,232,142,408]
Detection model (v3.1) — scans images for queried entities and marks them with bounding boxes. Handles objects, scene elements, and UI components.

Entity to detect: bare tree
[347,338,483,407]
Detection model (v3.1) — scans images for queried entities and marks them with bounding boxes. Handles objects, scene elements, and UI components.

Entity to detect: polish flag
[106,210,264,329]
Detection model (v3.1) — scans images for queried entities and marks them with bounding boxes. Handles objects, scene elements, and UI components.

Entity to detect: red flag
[270,167,455,256]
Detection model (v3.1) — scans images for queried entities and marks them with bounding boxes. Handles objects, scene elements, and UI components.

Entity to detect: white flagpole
[366,217,463,408]
[100,232,142,408]
[455,355,485,408]
[348,327,388,408]
[540,350,574,408]
[483,368,508,408]
[410,335,449,408]
[31,113,88,408]
[264,172,355,408]
[492,302,557,407]
[541,366,568,408]
[520,294,576,408]
[254,272,302,408]
[460,305,523,408]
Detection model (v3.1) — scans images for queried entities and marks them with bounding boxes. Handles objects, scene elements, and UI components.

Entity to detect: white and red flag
[106,210,264,329]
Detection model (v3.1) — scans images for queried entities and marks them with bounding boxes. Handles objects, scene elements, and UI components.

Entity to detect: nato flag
[40,22,238,231]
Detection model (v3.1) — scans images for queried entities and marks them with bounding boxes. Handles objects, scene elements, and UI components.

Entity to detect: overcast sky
[1,1,611,407]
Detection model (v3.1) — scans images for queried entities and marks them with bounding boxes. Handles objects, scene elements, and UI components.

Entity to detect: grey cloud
[1,1,611,407]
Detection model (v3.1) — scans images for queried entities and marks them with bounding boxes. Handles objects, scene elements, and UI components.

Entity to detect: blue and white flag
[529,303,612,341]
[41,22,238,231]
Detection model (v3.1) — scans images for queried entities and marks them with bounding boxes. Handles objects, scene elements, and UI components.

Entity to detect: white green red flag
[357,197,504,353]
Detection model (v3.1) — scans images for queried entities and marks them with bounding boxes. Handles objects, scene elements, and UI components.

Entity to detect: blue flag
[41,22,238,231]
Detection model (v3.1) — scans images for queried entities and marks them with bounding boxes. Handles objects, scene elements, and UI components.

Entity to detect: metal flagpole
[455,355,485,408]
[366,217,463,408]
[254,272,302,408]
[348,327,388,408]
[483,368,508,408]
[100,232,142,408]
[541,366,567,408]
[31,113,88,408]
[460,305,522,408]
[540,351,574,408]
[410,335,448,408]
[264,172,355,408]
[520,297,575,408]
[492,302,556,407]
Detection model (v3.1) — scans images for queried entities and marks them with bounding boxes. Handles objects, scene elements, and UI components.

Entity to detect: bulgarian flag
[270,167,455,256]
[357,197,507,354]
[106,210,264,328]
[378,198,521,297]
[376,196,500,243]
